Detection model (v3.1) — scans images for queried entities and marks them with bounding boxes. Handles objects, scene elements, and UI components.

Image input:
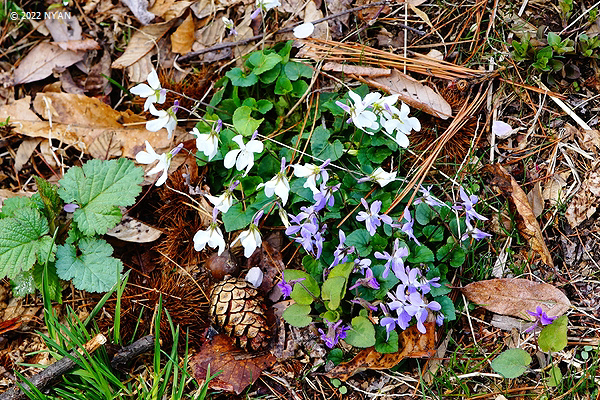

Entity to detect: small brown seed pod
[209,276,271,351]
[205,250,238,280]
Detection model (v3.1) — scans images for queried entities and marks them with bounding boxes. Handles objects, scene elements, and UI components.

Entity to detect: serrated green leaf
[225,68,258,87]
[0,208,49,278]
[256,99,273,114]
[436,295,456,321]
[232,106,264,137]
[345,316,376,348]
[291,80,309,98]
[34,176,62,223]
[375,325,399,354]
[56,238,123,293]
[539,315,568,353]
[407,245,434,264]
[284,269,320,305]
[58,159,143,236]
[258,64,281,84]
[282,303,312,327]
[491,348,531,378]
[422,225,444,242]
[0,196,35,218]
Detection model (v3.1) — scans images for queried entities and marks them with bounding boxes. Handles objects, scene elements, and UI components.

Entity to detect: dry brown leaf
[565,167,600,228]
[461,278,571,320]
[577,129,600,153]
[45,16,82,42]
[59,69,86,94]
[190,0,224,19]
[542,171,569,205]
[14,138,42,172]
[171,14,195,54]
[106,215,162,242]
[354,0,390,21]
[126,51,157,82]
[326,323,436,381]
[88,131,123,159]
[56,39,101,52]
[191,334,276,394]
[484,163,554,268]
[304,0,327,40]
[526,181,544,218]
[0,94,189,161]
[122,0,155,24]
[0,318,21,335]
[111,20,176,69]
[361,69,452,119]
[323,62,390,76]
[13,42,85,85]
[409,4,433,29]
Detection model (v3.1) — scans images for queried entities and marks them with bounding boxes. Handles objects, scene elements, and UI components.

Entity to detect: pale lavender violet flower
[454,186,487,222]
[331,230,355,267]
[292,159,331,194]
[404,291,442,334]
[400,208,421,246]
[375,238,409,279]
[64,203,79,213]
[354,257,372,271]
[278,276,306,299]
[313,182,339,212]
[356,198,393,236]
[524,306,557,333]
[348,267,380,290]
[318,319,350,348]
[414,185,446,208]
[460,219,492,242]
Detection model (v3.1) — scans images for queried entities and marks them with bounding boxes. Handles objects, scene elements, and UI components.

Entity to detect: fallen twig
[179,1,426,63]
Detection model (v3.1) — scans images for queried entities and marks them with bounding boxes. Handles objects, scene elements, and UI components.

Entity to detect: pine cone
[209,277,270,351]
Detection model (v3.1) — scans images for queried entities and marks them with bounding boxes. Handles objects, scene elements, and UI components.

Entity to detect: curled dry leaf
[13,42,85,85]
[191,334,276,394]
[359,69,452,119]
[323,62,390,77]
[171,13,195,54]
[56,39,102,52]
[14,138,42,173]
[565,166,600,228]
[106,215,162,243]
[122,0,155,24]
[484,163,554,268]
[326,323,436,381]
[461,278,571,320]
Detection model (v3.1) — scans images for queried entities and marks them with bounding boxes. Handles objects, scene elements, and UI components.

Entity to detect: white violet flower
[292,159,330,194]
[222,17,237,36]
[205,180,239,214]
[293,22,314,39]
[193,209,226,255]
[146,101,178,138]
[257,157,290,205]
[191,119,222,161]
[135,141,183,186]
[232,211,264,258]
[130,69,166,111]
[256,0,280,11]
[358,167,397,187]
[336,91,381,132]
[245,267,264,288]
[223,133,264,176]
[381,102,420,148]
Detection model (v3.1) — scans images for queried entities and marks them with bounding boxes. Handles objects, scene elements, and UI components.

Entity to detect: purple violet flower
[524,306,557,333]
[313,183,340,212]
[454,186,488,223]
[348,267,380,290]
[351,298,378,311]
[64,203,79,213]
[331,230,355,268]
[414,185,446,208]
[318,319,350,348]
[278,276,306,299]
[399,208,421,246]
[374,238,409,279]
[356,198,393,236]
[403,291,442,334]
[460,219,492,242]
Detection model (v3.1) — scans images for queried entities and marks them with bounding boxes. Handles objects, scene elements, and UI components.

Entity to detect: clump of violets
[356,198,392,236]
[285,205,327,259]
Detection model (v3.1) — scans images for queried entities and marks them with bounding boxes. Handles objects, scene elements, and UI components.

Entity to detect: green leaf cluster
[0,158,144,297]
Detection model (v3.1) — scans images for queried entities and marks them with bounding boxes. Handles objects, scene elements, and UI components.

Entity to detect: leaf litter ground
[0,0,600,398]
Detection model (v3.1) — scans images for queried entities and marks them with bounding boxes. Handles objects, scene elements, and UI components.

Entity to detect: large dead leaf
[45,15,82,42]
[191,334,276,394]
[0,94,189,161]
[13,42,85,85]
[461,278,571,320]
[106,215,162,243]
[111,20,176,69]
[122,0,156,24]
[484,163,554,268]
[565,166,600,228]
[171,13,195,54]
[360,69,452,119]
[14,138,42,172]
[326,323,436,381]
